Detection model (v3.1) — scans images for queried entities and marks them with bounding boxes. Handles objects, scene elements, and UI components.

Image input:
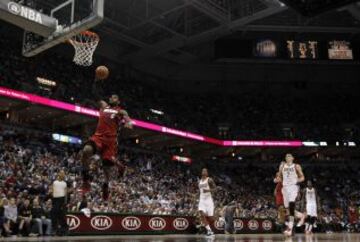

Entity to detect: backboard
[22,0,104,57]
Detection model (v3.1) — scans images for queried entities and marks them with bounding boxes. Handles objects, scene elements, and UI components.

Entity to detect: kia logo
[262,220,273,231]
[90,215,113,230]
[66,215,80,231]
[234,219,243,230]
[214,219,225,230]
[248,220,259,230]
[173,218,189,230]
[121,216,141,230]
[8,2,20,14]
[148,217,166,230]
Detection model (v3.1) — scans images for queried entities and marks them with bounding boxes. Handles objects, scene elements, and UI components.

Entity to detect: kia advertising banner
[66,213,274,235]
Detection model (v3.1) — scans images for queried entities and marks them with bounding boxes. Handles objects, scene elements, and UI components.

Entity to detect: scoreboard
[286,40,318,59]
[216,37,359,61]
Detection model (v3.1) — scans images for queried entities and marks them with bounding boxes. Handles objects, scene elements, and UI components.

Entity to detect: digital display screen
[171,155,192,164]
[328,41,353,60]
[287,40,318,59]
[254,39,277,58]
[52,133,82,144]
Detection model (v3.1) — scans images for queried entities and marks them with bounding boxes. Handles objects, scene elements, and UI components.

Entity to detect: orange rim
[68,31,100,45]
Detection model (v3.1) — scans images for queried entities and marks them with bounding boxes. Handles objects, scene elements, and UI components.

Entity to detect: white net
[69,31,99,66]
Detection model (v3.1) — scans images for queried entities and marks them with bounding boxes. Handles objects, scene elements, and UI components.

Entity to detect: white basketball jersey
[306,188,316,204]
[199,177,212,200]
[282,163,298,186]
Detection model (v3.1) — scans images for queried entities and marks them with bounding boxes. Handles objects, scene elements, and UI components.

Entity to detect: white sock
[309,225,313,232]
[288,216,294,229]
[205,225,212,232]
[305,223,309,231]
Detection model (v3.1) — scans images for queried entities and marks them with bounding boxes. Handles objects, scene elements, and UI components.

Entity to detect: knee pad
[310,216,316,224]
[289,202,295,216]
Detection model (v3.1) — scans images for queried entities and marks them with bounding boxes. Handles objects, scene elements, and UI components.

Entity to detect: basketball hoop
[68,31,99,66]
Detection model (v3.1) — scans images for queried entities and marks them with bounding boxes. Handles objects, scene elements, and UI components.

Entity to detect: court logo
[90,215,112,230]
[214,219,225,230]
[66,215,80,230]
[248,220,259,230]
[8,1,42,24]
[8,2,20,14]
[122,216,141,230]
[173,218,189,230]
[148,217,166,230]
[234,219,243,230]
[262,220,272,231]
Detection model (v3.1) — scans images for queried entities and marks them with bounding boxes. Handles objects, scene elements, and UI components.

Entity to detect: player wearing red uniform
[80,94,132,199]
[274,171,285,225]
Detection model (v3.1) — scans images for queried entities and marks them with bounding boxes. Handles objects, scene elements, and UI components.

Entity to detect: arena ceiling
[93,0,360,79]
[5,0,360,82]
[30,0,360,64]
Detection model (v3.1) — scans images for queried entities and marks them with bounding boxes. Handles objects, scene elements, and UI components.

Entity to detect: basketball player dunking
[198,168,216,236]
[80,91,132,200]
[275,153,305,236]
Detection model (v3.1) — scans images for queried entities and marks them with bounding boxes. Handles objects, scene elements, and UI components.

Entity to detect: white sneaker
[206,231,215,236]
[283,228,292,237]
[297,217,305,227]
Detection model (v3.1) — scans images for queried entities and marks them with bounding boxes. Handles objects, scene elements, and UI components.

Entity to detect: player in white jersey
[198,168,216,236]
[276,153,305,236]
[301,180,320,234]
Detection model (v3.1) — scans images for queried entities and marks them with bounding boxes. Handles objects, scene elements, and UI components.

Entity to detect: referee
[223,199,240,234]
[51,170,68,236]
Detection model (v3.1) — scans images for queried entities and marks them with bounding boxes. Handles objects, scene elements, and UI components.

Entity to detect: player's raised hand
[124,122,133,129]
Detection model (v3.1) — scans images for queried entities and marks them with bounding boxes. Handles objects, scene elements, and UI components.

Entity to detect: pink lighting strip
[0,86,302,147]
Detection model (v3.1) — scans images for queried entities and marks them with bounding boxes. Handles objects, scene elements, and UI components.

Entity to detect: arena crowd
[0,125,359,237]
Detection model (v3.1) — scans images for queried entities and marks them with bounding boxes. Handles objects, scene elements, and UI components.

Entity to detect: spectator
[18,198,32,236]
[30,198,52,236]
[3,197,18,236]
[0,197,6,237]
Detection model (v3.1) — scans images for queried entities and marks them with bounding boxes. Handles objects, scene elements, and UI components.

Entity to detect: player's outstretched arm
[118,109,133,129]
[91,79,108,109]
[295,164,305,183]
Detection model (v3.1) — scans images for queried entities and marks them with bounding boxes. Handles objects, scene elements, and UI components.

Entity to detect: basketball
[95,65,109,80]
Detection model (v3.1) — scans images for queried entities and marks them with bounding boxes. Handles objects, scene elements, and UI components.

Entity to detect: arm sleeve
[92,79,105,102]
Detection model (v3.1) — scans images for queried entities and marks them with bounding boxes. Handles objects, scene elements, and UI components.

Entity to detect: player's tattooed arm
[92,78,107,109]
[316,189,321,213]
[204,178,216,193]
[275,162,285,182]
[274,171,282,183]
[295,164,305,183]
[118,109,133,129]
[300,188,306,212]
[99,100,108,110]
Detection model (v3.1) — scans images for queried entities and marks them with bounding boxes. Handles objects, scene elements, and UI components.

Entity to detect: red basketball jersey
[95,106,123,137]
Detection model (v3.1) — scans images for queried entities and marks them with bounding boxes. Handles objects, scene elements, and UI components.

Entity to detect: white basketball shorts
[198,198,214,217]
[282,184,299,208]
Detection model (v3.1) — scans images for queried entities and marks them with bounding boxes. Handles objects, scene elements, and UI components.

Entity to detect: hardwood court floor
[2,233,360,242]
